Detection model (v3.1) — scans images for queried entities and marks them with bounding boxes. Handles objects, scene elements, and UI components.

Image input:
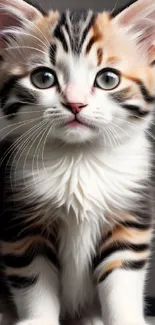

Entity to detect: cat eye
[95,68,120,90]
[31,68,57,89]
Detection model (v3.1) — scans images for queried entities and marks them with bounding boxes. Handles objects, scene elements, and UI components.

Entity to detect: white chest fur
[59,218,98,314]
[15,135,150,314]
[23,135,150,224]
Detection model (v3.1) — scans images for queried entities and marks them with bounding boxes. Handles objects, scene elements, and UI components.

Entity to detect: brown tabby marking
[97,260,123,282]
[1,236,54,255]
[106,56,119,65]
[99,226,151,253]
[97,48,103,66]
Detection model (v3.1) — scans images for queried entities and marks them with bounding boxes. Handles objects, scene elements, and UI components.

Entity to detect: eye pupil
[42,72,50,83]
[31,68,56,89]
[95,68,120,90]
[105,73,112,83]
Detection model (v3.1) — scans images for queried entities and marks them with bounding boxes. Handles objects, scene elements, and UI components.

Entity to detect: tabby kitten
[0,1,155,325]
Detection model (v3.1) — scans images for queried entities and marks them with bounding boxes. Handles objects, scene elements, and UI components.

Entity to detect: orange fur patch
[1,235,55,255]
[99,226,151,254]
[97,259,123,281]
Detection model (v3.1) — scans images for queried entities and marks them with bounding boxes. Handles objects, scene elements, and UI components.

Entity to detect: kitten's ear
[0,0,42,51]
[114,0,155,63]
[114,0,155,26]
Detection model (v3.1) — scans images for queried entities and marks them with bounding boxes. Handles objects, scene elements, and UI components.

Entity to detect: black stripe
[61,12,74,52]
[1,213,46,242]
[98,269,113,283]
[50,44,57,66]
[79,13,96,52]
[96,221,150,252]
[0,76,19,108]
[99,231,113,247]
[43,245,60,268]
[3,103,25,118]
[0,78,37,118]
[86,36,96,53]
[54,10,96,54]
[110,88,131,103]
[60,12,70,35]
[8,275,37,289]
[123,259,147,270]
[97,259,146,283]
[2,224,47,242]
[3,85,37,116]
[121,104,149,117]
[93,243,149,269]
[110,80,155,109]
[120,221,151,230]
[150,60,155,66]
[54,16,68,53]
[2,246,36,268]
[111,0,138,18]
[137,81,155,104]
[2,243,59,269]
[16,86,37,104]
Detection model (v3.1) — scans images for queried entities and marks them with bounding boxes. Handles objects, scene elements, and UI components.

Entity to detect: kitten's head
[0,0,155,146]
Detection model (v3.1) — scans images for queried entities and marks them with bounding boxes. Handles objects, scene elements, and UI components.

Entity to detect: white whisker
[6,120,45,183]
[35,123,52,175]
[30,121,51,185]
[5,46,48,56]
[6,29,49,49]
[110,0,120,15]
[21,15,50,45]
[0,110,41,121]
[21,121,49,187]
[41,124,53,173]
[0,117,43,167]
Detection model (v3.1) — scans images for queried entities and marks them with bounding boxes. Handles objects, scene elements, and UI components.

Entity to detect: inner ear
[0,0,42,20]
[114,0,155,26]
[113,0,155,64]
[0,0,43,54]
[0,0,42,30]
[0,13,20,29]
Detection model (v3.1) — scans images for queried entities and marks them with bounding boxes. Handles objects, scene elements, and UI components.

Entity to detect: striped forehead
[53,9,96,54]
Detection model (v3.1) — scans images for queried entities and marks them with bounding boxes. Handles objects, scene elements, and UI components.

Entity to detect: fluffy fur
[0,1,155,325]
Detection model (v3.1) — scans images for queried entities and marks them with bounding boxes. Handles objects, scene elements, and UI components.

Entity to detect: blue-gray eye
[31,68,56,89]
[95,68,120,90]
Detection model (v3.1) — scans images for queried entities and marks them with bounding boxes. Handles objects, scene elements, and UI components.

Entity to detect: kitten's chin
[52,124,97,144]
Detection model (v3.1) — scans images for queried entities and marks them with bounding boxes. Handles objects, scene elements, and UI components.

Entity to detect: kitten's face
[0,1,155,146]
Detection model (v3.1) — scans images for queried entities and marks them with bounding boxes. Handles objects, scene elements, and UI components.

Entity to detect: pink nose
[62,102,88,114]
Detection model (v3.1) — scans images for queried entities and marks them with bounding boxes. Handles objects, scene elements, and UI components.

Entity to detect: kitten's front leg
[1,237,60,325]
[94,217,152,325]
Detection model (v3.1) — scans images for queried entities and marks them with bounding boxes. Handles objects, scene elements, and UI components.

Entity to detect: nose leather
[62,102,88,114]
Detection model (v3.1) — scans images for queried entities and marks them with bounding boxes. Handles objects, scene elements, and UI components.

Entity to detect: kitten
[0,1,155,325]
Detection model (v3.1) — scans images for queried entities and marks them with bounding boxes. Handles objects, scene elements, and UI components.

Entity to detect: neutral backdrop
[31,0,155,298]
[37,0,124,11]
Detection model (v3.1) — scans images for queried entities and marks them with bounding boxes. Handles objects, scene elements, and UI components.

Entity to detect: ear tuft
[111,0,138,18]
[114,0,155,26]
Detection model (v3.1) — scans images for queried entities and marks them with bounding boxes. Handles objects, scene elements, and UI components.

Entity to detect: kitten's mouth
[67,116,87,127]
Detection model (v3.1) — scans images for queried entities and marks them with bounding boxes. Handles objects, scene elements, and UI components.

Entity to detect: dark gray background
[31,0,155,297]
[36,0,124,11]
